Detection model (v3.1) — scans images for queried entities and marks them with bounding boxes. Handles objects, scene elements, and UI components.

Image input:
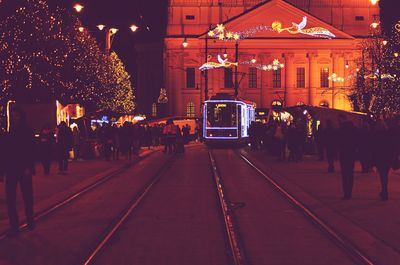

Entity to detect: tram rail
[236,151,376,265]
[81,155,176,265]
[0,149,159,241]
[208,149,248,265]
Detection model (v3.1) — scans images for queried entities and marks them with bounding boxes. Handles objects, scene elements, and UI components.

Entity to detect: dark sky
[51,0,168,89]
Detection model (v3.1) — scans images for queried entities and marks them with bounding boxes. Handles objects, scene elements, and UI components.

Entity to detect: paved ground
[0,148,156,234]
[0,144,399,264]
[242,148,400,264]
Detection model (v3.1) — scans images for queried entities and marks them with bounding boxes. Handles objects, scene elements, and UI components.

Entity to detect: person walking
[56,122,73,174]
[324,120,337,173]
[38,124,54,175]
[1,107,36,236]
[163,119,177,154]
[371,119,396,201]
[337,115,358,200]
[358,121,373,173]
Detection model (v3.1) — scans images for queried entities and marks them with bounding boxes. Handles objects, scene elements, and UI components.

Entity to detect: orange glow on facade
[164,0,380,116]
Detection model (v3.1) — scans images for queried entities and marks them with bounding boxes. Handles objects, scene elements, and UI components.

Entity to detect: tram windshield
[206,102,237,127]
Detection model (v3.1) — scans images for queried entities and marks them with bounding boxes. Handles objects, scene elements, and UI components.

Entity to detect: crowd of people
[249,115,400,201]
[0,110,197,237]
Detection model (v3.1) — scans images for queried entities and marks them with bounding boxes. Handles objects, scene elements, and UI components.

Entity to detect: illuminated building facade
[164,0,380,116]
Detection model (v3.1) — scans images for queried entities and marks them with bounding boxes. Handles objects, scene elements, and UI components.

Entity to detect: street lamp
[182,38,188,48]
[370,0,379,5]
[97,24,106,31]
[371,15,380,29]
[73,3,84,13]
[130,25,139,32]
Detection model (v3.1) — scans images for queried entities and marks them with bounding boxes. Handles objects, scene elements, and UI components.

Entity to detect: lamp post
[234,40,239,98]
[204,27,210,101]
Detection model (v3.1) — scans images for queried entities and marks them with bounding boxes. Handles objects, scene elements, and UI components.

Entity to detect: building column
[259,53,269,108]
[284,53,294,107]
[332,53,344,109]
[308,53,318,106]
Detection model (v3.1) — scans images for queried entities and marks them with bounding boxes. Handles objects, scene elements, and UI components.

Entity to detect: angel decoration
[272,16,336,39]
[199,55,238,71]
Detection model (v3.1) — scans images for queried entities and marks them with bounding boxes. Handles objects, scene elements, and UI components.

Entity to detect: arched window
[271,100,282,107]
[320,100,329,108]
[152,103,157,117]
[187,102,195,117]
[296,101,305,106]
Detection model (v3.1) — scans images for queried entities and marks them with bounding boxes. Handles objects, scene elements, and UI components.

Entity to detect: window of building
[185,15,195,20]
[272,69,281,88]
[248,67,257,88]
[320,101,329,108]
[187,102,195,117]
[186,68,195,88]
[224,68,234,88]
[320,68,329,88]
[355,16,364,21]
[152,103,157,117]
[296,67,305,88]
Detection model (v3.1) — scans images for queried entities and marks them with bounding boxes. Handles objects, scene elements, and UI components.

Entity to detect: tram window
[207,103,237,127]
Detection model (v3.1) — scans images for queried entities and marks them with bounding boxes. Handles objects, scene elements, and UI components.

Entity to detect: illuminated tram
[203,93,255,143]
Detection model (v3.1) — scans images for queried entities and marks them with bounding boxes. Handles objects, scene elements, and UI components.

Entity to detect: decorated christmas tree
[350,26,400,115]
[0,0,136,113]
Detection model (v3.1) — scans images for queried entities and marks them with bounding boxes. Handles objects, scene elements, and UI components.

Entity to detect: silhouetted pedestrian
[337,115,358,199]
[56,122,73,174]
[2,107,36,236]
[371,120,396,201]
[358,121,373,173]
[39,124,54,175]
[324,120,337,173]
[163,119,177,154]
[273,123,286,161]
[314,122,325,161]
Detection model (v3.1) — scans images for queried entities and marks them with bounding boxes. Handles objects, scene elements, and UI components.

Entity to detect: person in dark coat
[314,122,325,161]
[324,120,337,173]
[337,115,358,199]
[163,119,177,154]
[38,124,54,175]
[2,107,36,236]
[371,120,396,201]
[56,121,73,174]
[358,121,373,173]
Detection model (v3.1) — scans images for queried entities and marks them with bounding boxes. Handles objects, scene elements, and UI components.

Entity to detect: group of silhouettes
[250,114,400,201]
[0,111,195,237]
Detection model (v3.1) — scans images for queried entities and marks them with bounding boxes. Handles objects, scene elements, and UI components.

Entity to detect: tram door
[237,104,242,139]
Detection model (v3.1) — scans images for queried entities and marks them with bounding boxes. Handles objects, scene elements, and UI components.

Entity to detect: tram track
[236,150,376,265]
[209,147,377,265]
[80,155,176,265]
[0,149,159,241]
[208,148,248,265]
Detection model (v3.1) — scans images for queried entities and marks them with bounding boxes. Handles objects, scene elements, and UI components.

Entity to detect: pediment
[207,0,354,40]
